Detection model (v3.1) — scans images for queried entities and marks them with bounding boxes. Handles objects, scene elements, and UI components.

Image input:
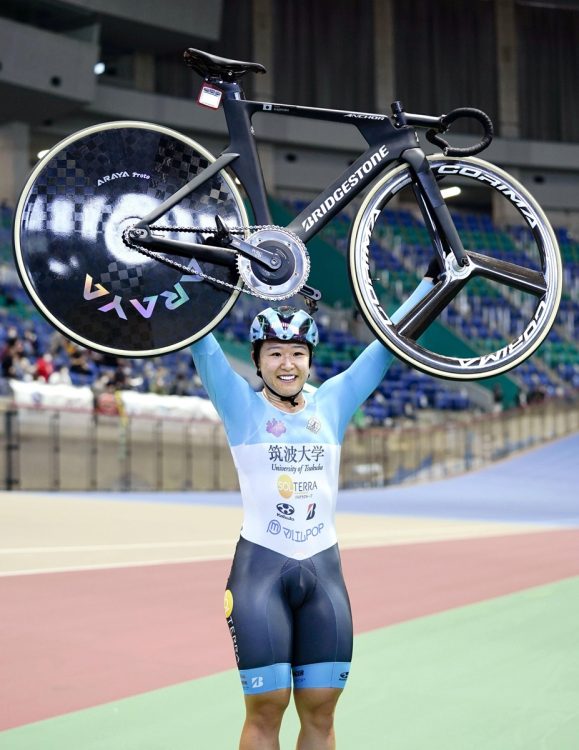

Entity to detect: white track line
[0,555,233,577]
[0,528,555,578]
[0,524,545,556]
[0,540,234,554]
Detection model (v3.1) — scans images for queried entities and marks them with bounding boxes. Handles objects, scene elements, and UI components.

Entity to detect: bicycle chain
[121,223,298,299]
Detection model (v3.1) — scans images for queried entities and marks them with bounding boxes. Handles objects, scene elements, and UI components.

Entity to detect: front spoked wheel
[349,155,562,381]
[14,121,248,358]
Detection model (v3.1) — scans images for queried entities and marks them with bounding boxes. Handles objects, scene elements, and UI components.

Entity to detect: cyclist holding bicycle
[190,271,435,750]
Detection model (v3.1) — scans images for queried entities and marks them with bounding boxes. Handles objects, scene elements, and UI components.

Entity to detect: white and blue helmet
[249,306,319,347]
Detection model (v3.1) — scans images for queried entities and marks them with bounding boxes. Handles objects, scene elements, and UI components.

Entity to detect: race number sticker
[197,84,223,109]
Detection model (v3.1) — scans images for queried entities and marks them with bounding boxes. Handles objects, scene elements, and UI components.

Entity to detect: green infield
[2,576,578,750]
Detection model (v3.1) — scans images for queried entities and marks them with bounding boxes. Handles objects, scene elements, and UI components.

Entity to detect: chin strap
[257,369,302,407]
[265,383,301,407]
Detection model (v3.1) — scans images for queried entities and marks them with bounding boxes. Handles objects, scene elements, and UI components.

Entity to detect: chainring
[237,227,310,300]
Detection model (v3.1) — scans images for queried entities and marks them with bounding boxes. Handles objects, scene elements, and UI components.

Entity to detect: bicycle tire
[348,155,562,381]
[14,121,248,357]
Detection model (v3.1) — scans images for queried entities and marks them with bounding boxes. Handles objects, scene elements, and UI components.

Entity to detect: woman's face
[255,340,310,397]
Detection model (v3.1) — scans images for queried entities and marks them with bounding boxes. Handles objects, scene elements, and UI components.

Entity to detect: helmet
[249,306,319,347]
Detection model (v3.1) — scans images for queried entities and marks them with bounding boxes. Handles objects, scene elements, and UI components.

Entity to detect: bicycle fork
[402,148,469,269]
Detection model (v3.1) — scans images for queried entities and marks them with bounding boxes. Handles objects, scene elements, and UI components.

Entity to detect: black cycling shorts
[223,536,353,694]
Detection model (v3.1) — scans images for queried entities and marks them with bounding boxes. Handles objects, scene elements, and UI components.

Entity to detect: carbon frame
[134,79,467,275]
[217,80,423,244]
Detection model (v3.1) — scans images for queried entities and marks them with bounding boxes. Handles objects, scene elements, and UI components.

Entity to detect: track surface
[1,434,578,748]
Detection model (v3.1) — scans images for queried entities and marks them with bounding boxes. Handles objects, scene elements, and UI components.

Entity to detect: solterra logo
[277,473,294,499]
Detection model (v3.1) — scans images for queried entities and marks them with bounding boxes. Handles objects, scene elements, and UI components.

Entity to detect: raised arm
[190,334,254,424]
[318,277,435,436]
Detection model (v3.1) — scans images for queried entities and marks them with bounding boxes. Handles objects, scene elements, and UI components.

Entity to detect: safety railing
[1,396,578,492]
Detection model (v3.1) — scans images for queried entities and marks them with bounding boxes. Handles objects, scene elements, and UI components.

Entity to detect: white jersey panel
[191,281,433,560]
[231,441,341,559]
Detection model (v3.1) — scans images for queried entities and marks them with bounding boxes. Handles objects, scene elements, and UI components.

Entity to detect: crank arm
[128,227,282,272]
[210,215,282,270]
[227,235,283,271]
[127,228,237,267]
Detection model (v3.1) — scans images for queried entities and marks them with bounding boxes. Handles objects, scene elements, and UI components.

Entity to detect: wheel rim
[349,156,562,380]
[14,121,247,357]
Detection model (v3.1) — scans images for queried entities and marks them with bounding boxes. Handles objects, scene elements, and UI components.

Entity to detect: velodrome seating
[2,199,579,421]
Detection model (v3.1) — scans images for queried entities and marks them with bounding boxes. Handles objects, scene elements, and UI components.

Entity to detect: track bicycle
[13,48,562,380]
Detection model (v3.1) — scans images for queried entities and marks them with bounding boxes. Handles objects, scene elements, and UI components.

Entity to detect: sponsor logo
[277,473,294,499]
[292,668,305,685]
[278,474,318,498]
[306,503,317,520]
[458,299,547,368]
[96,171,150,187]
[226,615,239,663]
[283,522,324,542]
[267,519,282,535]
[251,676,264,688]
[344,113,386,120]
[262,103,290,113]
[82,263,203,321]
[302,145,389,232]
[434,164,539,229]
[358,207,394,327]
[266,418,286,437]
[276,502,295,517]
[306,417,321,433]
[268,521,324,541]
[224,589,233,618]
[295,481,318,493]
[268,444,325,469]
[339,671,349,680]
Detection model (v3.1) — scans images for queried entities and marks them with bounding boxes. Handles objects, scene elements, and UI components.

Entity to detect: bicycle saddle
[184,48,266,80]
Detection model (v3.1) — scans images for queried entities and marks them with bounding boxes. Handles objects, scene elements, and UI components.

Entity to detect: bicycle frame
[133,79,468,272]
[13,46,561,375]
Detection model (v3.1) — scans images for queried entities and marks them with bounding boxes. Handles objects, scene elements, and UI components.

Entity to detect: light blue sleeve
[318,278,434,438]
[190,335,255,430]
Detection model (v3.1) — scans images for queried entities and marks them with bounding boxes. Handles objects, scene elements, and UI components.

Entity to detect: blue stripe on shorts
[240,663,292,694]
[292,661,351,689]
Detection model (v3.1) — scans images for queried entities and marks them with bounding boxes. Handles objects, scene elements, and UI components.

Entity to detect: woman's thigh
[225,538,294,694]
[292,546,353,688]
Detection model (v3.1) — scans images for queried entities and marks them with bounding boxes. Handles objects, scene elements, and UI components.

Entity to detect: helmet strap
[262,380,302,408]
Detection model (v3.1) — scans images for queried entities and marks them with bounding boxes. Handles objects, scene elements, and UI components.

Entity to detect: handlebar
[426,107,494,156]
[394,104,494,157]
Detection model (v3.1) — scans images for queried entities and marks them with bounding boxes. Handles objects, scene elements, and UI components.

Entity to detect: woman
[190,276,434,749]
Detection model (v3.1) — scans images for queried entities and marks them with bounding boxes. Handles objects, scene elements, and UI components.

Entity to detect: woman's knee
[294,688,342,731]
[244,688,291,730]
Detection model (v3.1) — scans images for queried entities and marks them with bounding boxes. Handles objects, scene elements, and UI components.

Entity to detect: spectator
[1,338,33,380]
[1,340,18,378]
[108,365,128,390]
[492,383,503,413]
[35,353,54,382]
[23,327,40,358]
[48,364,73,386]
[151,365,170,394]
[69,348,93,376]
